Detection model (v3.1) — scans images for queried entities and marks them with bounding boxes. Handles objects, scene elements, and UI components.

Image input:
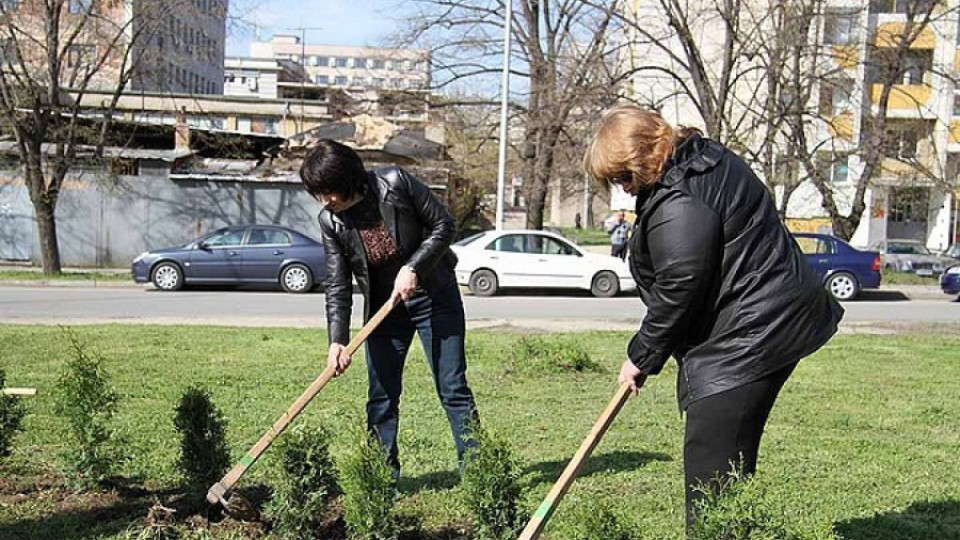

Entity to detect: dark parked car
[794,233,881,301]
[131,225,326,293]
[942,265,960,299]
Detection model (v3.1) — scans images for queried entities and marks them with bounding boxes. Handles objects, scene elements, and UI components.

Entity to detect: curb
[0,279,140,289]
[0,279,949,299]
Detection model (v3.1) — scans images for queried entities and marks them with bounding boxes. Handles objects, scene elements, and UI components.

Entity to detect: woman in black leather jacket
[584,106,843,525]
[299,139,478,479]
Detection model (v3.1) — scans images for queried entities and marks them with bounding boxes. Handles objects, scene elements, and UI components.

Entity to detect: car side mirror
[196,241,209,251]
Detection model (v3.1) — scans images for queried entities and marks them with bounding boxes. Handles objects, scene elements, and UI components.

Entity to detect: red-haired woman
[584,105,844,525]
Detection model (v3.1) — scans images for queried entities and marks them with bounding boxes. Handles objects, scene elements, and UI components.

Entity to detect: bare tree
[437,96,503,233]
[0,0,221,274]
[606,0,958,241]
[400,0,620,229]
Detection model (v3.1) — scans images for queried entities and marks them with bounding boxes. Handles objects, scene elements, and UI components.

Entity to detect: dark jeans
[611,243,627,259]
[683,362,796,526]
[365,280,479,472]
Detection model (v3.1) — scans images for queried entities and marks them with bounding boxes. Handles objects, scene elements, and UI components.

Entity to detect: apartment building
[236,35,432,125]
[133,0,228,95]
[626,0,959,250]
[250,35,430,91]
[0,0,226,95]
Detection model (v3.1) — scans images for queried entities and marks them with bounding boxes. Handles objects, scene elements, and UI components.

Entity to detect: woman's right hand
[328,343,351,377]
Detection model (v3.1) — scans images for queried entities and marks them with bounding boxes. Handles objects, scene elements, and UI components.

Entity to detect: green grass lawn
[558,227,611,246]
[1,326,958,539]
[880,271,942,286]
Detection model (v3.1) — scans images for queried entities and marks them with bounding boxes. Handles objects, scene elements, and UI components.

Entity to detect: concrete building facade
[250,35,430,91]
[0,0,226,95]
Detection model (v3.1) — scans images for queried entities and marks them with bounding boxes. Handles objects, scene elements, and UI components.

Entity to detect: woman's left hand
[392,265,418,301]
[618,360,647,396]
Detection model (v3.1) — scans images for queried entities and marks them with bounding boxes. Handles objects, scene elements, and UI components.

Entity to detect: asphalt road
[0,285,956,331]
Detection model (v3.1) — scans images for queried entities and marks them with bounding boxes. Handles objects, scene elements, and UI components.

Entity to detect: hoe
[206,296,400,518]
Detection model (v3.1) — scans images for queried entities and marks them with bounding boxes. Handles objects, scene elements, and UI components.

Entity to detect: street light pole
[286,26,323,133]
[495,0,513,230]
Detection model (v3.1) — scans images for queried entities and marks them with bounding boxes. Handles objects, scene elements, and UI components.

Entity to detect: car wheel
[468,269,498,297]
[151,262,183,291]
[591,271,620,298]
[280,263,314,293]
[826,272,859,301]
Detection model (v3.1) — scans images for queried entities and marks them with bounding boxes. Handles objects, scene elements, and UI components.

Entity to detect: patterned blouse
[350,191,403,269]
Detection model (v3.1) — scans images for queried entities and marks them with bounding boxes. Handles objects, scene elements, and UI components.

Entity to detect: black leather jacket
[627,134,844,409]
[317,166,458,346]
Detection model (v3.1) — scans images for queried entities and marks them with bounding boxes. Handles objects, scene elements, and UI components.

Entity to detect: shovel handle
[207,295,400,505]
[516,382,632,540]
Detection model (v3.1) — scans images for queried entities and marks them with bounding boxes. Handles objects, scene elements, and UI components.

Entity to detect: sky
[225,0,414,57]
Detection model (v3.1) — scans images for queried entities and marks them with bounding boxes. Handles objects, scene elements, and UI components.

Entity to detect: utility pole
[495,0,513,230]
[286,26,323,133]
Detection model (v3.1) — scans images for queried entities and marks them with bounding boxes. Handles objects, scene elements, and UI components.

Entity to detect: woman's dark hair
[299,139,369,199]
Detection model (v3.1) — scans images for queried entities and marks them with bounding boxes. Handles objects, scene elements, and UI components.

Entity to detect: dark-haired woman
[583,105,844,525]
[299,139,478,480]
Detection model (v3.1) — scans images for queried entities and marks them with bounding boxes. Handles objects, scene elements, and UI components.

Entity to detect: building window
[824,11,859,45]
[315,74,329,85]
[391,78,404,89]
[352,77,365,86]
[953,94,960,116]
[336,57,348,67]
[353,57,366,68]
[1,0,19,12]
[372,58,385,69]
[65,44,95,69]
[372,77,385,87]
[69,0,90,14]
[901,51,927,84]
[316,56,329,67]
[334,76,348,86]
[870,0,935,14]
[819,79,853,116]
[883,124,922,159]
[831,162,849,183]
[237,117,252,132]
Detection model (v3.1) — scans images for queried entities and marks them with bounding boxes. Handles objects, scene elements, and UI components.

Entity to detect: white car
[450,229,636,297]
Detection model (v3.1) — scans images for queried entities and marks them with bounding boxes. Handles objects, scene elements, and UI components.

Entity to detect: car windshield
[889,242,930,255]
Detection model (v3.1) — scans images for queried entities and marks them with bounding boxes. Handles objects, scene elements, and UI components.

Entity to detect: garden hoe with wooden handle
[206,296,400,519]
[516,382,632,540]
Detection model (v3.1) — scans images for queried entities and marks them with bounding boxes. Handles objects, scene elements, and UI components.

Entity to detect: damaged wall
[0,161,319,267]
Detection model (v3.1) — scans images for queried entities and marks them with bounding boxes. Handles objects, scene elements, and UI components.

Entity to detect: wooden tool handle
[207,296,400,504]
[517,383,632,540]
[2,388,37,396]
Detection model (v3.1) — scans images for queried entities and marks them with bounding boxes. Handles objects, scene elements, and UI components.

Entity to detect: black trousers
[683,362,796,525]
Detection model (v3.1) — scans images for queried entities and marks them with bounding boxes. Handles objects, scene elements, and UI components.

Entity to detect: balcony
[874,23,936,49]
[869,84,932,112]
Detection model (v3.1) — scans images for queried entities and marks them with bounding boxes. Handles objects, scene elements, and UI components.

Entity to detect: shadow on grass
[523,449,672,486]
[834,500,960,540]
[400,469,461,494]
[0,490,156,540]
[402,449,672,496]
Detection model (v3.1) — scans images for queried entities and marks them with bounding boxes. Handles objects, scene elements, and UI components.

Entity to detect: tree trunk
[24,159,62,275]
[33,194,62,275]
